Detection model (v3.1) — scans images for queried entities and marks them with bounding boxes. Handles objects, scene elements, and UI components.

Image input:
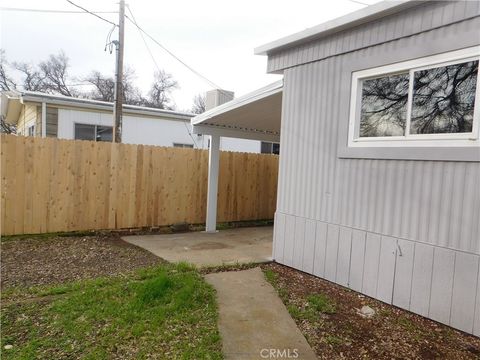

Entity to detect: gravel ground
[1,234,163,289]
[262,262,480,360]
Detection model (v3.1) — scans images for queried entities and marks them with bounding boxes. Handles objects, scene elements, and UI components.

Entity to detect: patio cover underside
[191,81,282,142]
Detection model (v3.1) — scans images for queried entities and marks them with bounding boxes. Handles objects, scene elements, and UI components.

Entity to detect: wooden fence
[1,134,278,235]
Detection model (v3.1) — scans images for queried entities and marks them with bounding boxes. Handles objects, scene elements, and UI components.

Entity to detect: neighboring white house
[193,1,480,336]
[0,89,276,153]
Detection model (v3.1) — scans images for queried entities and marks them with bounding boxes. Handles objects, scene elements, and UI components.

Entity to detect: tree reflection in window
[411,60,478,134]
[360,73,409,137]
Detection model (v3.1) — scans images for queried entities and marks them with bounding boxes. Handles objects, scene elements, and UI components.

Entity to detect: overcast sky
[0,0,380,111]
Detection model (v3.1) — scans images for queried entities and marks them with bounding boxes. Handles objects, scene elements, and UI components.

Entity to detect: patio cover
[191,80,283,232]
[191,80,282,143]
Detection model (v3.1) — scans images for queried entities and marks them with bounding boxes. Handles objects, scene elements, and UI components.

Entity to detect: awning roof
[191,80,282,142]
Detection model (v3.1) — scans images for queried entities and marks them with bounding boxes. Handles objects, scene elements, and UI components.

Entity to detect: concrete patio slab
[206,267,317,360]
[122,226,272,267]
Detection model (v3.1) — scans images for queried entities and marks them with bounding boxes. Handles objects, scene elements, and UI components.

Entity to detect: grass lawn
[1,263,222,359]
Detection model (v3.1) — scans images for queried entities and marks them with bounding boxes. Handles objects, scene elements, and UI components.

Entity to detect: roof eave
[254,0,418,56]
[191,80,283,125]
[18,91,193,120]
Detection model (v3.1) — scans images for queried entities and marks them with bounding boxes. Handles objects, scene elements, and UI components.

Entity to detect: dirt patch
[1,234,163,289]
[262,263,480,360]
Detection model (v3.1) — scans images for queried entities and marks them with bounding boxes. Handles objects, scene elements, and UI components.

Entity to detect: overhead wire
[124,10,235,119]
[126,4,199,148]
[125,5,162,74]
[65,0,117,27]
[124,14,225,91]
[105,24,117,53]
[0,7,117,14]
[11,1,222,148]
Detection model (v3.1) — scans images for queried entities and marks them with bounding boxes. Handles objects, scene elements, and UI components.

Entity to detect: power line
[65,0,117,27]
[126,5,198,147]
[0,6,117,14]
[124,14,224,90]
[124,11,235,111]
[125,5,162,74]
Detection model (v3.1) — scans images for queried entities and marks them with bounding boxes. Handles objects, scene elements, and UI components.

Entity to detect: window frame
[74,123,113,142]
[348,46,480,148]
[27,125,35,137]
[173,143,194,148]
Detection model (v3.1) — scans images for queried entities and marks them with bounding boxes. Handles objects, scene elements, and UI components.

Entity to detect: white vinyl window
[348,46,480,148]
[27,125,35,137]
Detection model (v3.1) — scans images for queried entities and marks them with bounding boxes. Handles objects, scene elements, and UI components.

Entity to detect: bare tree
[11,62,46,92]
[1,50,181,111]
[145,70,178,109]
[38,51,73,96]
[0,50,16,91]
[0,115,16,134]
[191,93,206,114]
[121,68,145,106]
[84,70,115,102]
[1,50,17,133]
[84,67,144,105]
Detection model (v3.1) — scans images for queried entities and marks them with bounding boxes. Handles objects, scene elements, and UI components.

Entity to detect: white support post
[41,102,47,137]
[206,135,220,233]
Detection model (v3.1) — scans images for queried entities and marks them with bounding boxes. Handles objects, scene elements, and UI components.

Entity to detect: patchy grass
[324,334,345,346]
[264,268,278,284]
[262,263,480,360]
[265,268,336,324]
[1,263,222,359]
[307,294,336,315]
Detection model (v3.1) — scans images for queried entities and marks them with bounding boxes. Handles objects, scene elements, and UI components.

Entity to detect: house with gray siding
[192,0,480,335]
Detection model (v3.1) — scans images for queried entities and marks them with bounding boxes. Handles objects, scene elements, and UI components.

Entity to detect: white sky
[0,0,379,111]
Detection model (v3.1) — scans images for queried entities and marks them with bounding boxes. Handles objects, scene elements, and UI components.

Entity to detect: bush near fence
[1,134,278,235]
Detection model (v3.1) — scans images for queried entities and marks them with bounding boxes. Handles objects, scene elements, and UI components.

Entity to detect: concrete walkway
[206,268,317,360]
[123,227,272,267]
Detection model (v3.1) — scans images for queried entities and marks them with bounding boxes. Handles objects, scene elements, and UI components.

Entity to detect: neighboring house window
[27,125,35,137]
[173,143,194,148]
[74,124,113,142]
[261,142,280,154]
[348,47,480,148]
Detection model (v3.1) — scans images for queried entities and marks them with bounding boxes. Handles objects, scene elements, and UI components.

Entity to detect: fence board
[1,134,278,235]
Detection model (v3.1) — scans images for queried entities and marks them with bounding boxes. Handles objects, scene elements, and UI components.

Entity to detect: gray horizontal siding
[276,25,480,254]
[267,0,480,73]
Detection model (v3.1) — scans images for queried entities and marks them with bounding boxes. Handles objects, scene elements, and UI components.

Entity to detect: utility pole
[113,0,125,143]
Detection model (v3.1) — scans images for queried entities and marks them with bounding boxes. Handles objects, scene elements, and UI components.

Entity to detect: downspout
[41,102,46,137]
